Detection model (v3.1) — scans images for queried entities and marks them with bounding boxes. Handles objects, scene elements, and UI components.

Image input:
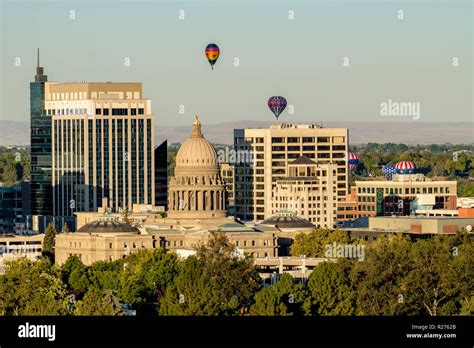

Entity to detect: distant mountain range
[1,120,471,146]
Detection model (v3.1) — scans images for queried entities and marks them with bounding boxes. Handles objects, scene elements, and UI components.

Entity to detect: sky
[0,0,472,127]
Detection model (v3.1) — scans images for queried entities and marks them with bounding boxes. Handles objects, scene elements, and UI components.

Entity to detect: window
[112,108,128,115]
[131,108,137,115]
[138,108,144,114]
[109,242,113,249]
[103,108,109,115]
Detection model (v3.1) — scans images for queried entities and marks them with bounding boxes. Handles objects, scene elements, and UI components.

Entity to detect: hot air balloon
[205,43,220,70]
[268,96,287,120]
[382,165,396,181]
[347,152,359,171]
[395,161,415,174]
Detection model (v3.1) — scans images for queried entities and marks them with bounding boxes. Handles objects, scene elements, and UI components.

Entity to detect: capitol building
[168,116,226,219]
[56,117,315,265]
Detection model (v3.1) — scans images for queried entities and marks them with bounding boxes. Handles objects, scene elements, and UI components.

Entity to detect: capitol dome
[168,115,226,219]
[175,116,219,168]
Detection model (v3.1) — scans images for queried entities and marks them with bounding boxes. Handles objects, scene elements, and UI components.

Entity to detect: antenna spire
[34,48,47,82]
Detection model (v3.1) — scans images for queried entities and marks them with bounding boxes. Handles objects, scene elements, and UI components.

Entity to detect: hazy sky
[0,0,472,127]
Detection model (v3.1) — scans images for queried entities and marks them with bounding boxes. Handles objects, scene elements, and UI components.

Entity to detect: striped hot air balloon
[347,152,359,171]
[395,161,415,174]
[382,165,396,180]
[205,43,220,70]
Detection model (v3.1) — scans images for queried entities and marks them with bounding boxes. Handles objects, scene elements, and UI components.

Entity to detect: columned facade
[168,116,226,219]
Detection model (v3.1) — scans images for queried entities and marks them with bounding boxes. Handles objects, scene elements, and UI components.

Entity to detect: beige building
[0,235,44,273]
[46,82,154,215]
[56,214,283,265]
[368,216,474,234]
[234,124,348,221]
[271,156,337,227]
[355,174,457,217]
[55,217,152,265]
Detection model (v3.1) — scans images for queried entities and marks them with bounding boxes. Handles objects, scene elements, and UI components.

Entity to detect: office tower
[155,140,168,208]
[46,82,155,215]
[0,182,24,233]
[30,49,53,216]
[234,123,349,221]
[271,156,337,228]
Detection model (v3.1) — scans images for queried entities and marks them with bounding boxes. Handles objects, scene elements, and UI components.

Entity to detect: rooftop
[289,155,317,166]
[261,211,315,229]
[77,216,140,234]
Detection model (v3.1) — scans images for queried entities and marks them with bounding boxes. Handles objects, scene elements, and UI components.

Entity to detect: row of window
[357,186,451,194]
[47,108,87,116]
[95,108,145,116]
[270,137,338,143]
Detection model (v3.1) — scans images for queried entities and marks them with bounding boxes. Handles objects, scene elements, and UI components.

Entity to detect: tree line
[1,229,472,316]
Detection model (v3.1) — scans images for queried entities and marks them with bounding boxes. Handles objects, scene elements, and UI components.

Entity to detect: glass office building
[30,51,53,216]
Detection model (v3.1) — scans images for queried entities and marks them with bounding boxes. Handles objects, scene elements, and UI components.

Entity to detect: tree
[158,256,225,315]
[60,256,91,293]
[159,232,260,315]
[62,223,70,233]
[460,296,474,316]
[353,234,418,315]
[74,288,124,316]
[42,223,58,262]
[194,232,260,311]
[305,260,355,315]
[87,259,124,291]
[0,258,71,315]
[119,249,179,307]
[250,273,307,316]
[291,228,351,258]
[405,233,473,316]
[1,157,17,186]
[121,207,132,226]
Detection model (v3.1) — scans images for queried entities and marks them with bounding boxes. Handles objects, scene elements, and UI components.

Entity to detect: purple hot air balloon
[268,96,287,120]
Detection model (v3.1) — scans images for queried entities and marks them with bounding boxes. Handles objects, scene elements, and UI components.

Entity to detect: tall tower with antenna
[30,48,53,221]
[35,48,47,82]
